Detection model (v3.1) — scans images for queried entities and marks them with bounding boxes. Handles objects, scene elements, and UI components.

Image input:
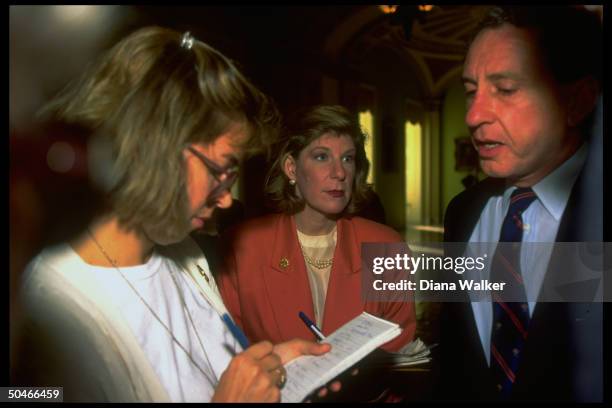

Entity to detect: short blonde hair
[264,105,372,215]
[41,26,279,244]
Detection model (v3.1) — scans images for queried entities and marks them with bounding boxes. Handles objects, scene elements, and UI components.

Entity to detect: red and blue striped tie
[490,187,537,397]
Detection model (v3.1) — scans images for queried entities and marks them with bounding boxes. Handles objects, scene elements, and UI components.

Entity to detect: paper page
[281,312,401,402]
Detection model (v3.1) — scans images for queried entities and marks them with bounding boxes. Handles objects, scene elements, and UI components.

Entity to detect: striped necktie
[490,187,537,398]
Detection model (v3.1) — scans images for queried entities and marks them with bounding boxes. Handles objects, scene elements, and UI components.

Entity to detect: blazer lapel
[321,218,362,334]
[262,214,317,341]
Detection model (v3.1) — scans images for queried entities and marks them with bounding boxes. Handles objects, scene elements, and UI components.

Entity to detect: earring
[289,179,296,186]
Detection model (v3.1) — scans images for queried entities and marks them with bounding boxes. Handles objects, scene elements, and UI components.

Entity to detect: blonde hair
[41,26,279,244]
[264,105,372,215]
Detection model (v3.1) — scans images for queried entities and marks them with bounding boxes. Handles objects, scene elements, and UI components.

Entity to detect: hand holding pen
[220,312,331,400]
[218,313,288,400]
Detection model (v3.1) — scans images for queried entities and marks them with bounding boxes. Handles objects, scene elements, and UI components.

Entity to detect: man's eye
[465,93,475,107]
[314,153,327,161]
[464,89,475,103]
[498,87,517,96]
[342,155,355,163]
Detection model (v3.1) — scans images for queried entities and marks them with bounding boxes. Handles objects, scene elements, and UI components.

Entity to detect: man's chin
[479,159,513,179]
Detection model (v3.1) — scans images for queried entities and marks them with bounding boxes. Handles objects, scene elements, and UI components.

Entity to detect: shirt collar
[501,143,588,221]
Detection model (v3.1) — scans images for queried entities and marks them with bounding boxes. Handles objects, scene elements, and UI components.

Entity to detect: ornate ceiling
[328,5,492,98]
[130,5,491,98]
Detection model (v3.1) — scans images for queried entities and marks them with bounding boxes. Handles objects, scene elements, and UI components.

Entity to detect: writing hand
[212,341,283,402]
[272,338,331,364]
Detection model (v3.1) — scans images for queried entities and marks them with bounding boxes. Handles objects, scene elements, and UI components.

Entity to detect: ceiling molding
[332,5,490,98]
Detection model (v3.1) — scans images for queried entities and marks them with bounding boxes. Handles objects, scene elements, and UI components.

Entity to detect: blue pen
[298,311,326,341]
[222,313,250,350]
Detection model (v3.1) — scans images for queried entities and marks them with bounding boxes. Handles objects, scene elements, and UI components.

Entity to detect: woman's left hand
[273,339,351,401]
[272,338,331,364]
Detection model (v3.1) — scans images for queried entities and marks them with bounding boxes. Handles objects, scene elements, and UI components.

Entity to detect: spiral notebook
[280,311,402,403]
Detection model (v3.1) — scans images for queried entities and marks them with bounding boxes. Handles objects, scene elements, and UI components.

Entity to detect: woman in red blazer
[218,105,415,351]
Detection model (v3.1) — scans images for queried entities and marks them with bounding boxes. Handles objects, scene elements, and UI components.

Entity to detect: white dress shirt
[467,143,587,365]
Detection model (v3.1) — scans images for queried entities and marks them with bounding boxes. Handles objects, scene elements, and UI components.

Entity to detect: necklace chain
[302,253,333,269]
[298,229,335,269]
[86,229,217,387]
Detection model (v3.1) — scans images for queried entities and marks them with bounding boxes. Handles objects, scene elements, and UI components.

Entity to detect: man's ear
[282,154,296,180]
[567,76,600,127]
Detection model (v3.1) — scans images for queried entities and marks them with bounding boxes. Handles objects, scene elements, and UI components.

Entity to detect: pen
[222,313,250,350]
[298,311,326,341]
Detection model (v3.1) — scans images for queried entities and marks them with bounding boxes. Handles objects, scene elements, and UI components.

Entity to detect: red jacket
[217,213,416,351]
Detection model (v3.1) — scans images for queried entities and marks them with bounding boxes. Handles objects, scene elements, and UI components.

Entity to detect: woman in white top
[15,27,329,402]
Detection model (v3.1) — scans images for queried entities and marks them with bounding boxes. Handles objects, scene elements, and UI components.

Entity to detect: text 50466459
[2,387,63,402]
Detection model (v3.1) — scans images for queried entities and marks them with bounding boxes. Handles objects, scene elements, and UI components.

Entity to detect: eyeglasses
[187,146,239,206]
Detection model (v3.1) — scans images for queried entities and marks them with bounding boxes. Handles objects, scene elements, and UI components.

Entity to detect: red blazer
[217,213,416,351]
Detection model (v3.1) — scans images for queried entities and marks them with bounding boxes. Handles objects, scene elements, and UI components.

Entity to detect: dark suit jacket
[437,172,603,402]
[216,213,416,352]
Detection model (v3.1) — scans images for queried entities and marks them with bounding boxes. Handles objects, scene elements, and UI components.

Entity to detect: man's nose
[465,90,494,130]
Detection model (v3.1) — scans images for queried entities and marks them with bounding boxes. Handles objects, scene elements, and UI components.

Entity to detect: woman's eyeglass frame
[187,146,239,206]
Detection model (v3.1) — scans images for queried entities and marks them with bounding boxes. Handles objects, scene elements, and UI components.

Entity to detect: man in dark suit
[437,6,603,402]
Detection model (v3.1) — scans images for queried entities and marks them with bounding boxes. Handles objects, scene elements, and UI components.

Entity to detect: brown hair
[470,6,602,84]
[264,105,372,215]
[41,26,280,244]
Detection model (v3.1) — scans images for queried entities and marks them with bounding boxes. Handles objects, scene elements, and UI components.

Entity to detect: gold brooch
[279,258,289,269]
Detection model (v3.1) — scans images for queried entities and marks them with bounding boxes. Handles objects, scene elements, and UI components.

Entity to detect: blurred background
[10,5,603,373]
[10,3,487,270]
[9,4,492,366]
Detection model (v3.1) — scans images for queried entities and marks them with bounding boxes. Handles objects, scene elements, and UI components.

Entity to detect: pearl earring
[289,179,296,186]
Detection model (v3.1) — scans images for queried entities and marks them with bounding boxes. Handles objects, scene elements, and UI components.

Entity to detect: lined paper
[281,312,401,402]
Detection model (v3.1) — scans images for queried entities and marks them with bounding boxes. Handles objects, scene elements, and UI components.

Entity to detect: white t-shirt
[22,240,241,402]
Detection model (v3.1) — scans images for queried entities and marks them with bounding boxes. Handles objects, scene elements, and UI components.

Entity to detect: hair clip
[180,31,194,50]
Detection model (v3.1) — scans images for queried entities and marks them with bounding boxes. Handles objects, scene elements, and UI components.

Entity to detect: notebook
[280,311,402,403]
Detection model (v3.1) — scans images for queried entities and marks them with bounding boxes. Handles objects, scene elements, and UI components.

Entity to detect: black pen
[298,311,326,341]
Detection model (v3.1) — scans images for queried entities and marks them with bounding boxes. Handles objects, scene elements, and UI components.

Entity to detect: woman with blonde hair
[218,105,416,351]
[16,27,330,402]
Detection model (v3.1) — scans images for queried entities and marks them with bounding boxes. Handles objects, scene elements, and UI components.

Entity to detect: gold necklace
[302,253,333,269]
[297,227,335,269]
[86,228,217,387]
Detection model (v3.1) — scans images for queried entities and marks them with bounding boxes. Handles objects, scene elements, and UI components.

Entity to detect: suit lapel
[443,177,507,395]
[262,214,317,340]
[554,167,582,242]
[530,169,582,316]
[446,178,505,243]
[321,218,362,334]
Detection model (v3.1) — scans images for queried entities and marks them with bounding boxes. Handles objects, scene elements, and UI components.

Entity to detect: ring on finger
[274,367,287,389]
